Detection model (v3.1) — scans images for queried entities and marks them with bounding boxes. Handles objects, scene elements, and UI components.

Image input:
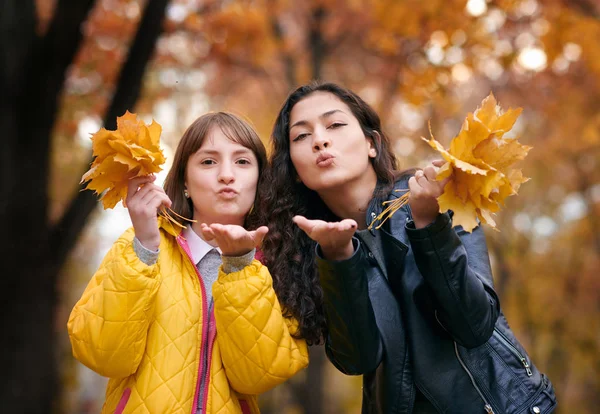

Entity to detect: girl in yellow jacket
[68,112,308,414]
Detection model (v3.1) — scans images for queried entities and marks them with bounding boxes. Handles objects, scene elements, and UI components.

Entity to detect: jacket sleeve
[406,212,500,348]
[212,259,309,395]
[316,238,383,375]
[67,228,161,378]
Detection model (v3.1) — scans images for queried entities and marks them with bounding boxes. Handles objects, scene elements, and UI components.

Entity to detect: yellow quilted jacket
[68,219,308,413]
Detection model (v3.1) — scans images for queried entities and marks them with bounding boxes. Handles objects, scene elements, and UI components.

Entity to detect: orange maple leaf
[80,111,166,209]
[370,93,531,232]
[424,93,531,232]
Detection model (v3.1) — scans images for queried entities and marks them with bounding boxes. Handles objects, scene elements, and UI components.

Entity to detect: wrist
[221,248,252,257]
[321,241,354,261]
[222,249,255,273]
[137,236,160,252]
[412,217,433,229]
[411,211,440,229]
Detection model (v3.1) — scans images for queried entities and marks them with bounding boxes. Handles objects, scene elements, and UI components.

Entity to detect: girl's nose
[218,164,235,184]
[313,131,331,151]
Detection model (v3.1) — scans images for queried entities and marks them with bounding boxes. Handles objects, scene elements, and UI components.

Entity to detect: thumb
[432,159,446,167]
[126,175,155,202]
[198,223,215,241]
[439,175,451,189]
[293,215,314,235]
[251,226,269,248]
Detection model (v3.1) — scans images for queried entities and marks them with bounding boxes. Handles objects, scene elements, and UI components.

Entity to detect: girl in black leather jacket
[259,81,557,413]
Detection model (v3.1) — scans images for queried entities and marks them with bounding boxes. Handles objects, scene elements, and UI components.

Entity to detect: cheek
[244,167,260,191]
[249,171,259,191]
[187,169,212,191]
[290,149,308,176]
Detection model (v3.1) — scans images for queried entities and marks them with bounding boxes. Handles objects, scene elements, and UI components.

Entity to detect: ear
[368,131,380,159]
[183,177,189,197]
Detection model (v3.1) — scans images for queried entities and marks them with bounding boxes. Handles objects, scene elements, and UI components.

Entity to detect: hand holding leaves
[424,93,530,232]
[126,175,172,251]
[408,160,450,229]
[81,111,165,209]
[370,92,530,233]
[81,111,193,230]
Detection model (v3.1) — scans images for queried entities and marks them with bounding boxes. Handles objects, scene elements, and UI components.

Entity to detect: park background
[1,0,599,412]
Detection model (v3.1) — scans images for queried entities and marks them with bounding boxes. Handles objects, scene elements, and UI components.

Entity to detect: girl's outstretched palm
[293,215,357,261]
[199,223,268,257]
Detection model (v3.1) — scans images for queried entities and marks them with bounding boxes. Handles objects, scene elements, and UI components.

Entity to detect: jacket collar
[181,225,221,264]
[366,175,413,245]
[158,216,182,238]
[158,217,222,264]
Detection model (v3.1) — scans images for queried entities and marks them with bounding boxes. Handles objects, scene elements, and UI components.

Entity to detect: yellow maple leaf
[369,93,531,233]
[423,93,531,232]
[80,111,165,209]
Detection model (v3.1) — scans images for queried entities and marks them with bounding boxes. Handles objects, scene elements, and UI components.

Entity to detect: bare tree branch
[309,6,327,80]
[565,0,600,19]
[268,2,297,89]
[50,0,170,269]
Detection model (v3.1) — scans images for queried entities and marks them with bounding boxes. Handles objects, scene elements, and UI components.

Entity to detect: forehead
[199,126,252,152]
[290,92,350,123]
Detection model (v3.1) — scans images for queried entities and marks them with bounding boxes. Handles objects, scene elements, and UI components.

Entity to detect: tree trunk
[1,1,95,411]
[0,0,169,411]
[301,345,326,412]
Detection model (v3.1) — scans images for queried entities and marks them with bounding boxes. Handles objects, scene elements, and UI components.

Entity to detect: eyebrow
[196,148,253,156]
[290,109,347,129]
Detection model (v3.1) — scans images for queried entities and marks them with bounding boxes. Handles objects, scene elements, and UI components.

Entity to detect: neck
[317,168,378,229]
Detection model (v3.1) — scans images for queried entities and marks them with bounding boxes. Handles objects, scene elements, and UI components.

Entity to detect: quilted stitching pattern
[213,262,309,395]
[68,220,308,413]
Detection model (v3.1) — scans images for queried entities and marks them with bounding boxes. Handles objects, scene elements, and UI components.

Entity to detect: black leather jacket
[316,179,557,413]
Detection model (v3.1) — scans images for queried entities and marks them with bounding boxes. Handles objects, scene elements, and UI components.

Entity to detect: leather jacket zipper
[453,342,495,414]
[493,328,533,376]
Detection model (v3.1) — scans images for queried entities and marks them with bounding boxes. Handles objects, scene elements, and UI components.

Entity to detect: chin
[306,175,350,192]
[215,208,247,224]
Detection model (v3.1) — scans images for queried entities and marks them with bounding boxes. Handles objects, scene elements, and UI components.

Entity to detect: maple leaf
[423,93,531,232]
[369,93,531,233]
[80,111,166,209]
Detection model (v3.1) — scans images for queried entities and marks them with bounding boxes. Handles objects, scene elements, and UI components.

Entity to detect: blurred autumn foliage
[4,0,598,412]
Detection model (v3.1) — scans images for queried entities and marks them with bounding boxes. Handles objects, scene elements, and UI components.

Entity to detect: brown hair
[164,112,267,227]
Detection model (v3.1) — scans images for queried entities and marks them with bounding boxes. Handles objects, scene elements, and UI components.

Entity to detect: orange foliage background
[47,0,600,412]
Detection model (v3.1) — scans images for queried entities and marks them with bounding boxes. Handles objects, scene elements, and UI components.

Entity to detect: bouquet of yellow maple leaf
[370,93,531,233]
[81,111,192,228]
[81,111,166,209]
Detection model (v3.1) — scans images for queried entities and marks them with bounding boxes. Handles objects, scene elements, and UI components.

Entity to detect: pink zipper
[177,235,209,414]
[239,399,251,414]
[114,388,131,414]
[200,311,217,411]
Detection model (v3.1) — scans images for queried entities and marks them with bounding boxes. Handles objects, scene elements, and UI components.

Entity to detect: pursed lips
[316,152,335,167]
[217,187,238,199]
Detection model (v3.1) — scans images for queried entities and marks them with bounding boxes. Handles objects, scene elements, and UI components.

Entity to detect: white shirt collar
[182,226,221,264]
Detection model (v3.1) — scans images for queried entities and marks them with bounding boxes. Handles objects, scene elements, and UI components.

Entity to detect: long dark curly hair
[256,81,399,345]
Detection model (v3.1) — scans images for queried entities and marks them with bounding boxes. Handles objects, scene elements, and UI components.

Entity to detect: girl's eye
[292,133,309,142]
[328,122,346,129]
[236,159,251,165]
[201,159,216,165]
